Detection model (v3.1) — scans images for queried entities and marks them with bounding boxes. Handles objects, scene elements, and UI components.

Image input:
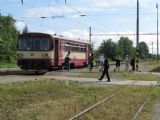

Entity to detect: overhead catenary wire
[1,0,159,51]
[3,0,160,48]
[91,33,160,36]
[2,0,152,34]
[64,4,116,33]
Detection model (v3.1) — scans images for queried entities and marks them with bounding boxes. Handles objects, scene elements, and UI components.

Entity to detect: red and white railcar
[17,33,92,71]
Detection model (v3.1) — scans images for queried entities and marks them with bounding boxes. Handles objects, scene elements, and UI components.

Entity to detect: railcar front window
[19,38,50,51]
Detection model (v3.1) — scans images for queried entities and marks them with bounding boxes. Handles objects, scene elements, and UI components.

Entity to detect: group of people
[88,54,137,82]
[88,54,110,82]
[113,55,136,73]
[63,51,136,82]
[124,55,136,74]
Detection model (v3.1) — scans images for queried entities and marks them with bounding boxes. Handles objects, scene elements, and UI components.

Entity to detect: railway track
[68,81,160,120]
[131,81,160,120]
[68,81,138,120]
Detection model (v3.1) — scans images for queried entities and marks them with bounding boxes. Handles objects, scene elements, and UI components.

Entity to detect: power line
[64,4,116,33]
[91,33,160,36]
[85,12,159,17]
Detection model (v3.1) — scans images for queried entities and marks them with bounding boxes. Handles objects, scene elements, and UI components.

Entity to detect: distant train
[17,33,92,72]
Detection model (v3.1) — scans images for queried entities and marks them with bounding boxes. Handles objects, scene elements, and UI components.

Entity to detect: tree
[138,42,149,59]
[118,37,133,59]
[0,15,19,63]
[98,39,118,60]
[22,25,28,33]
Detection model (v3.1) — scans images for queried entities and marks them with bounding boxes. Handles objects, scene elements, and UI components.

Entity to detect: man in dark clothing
[114,56,120,72]
[64,51,71,71]
[130,57,135,73]
[89,53,94,72]
[98,56,110,82]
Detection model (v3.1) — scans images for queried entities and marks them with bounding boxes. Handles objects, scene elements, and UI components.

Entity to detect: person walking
[114,56,120,72]
[99,54,105,73]
[89,53,94,72]
[98,56,110,82]
[130,57,135,74]
[64,51,71,71]
[125,55,129,72]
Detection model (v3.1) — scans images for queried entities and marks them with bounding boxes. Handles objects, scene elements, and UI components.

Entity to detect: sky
[0,0,159,53]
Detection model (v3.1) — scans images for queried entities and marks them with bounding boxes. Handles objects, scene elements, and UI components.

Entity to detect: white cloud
[15,21,25,31]
[27,0,138,18]
[25,0,157,19]
[27,6,89,17]
[61,29,89,41]
[113,18,134,24]
[8,0,20,2]
[143,16,152,22]
[90,0,136,9]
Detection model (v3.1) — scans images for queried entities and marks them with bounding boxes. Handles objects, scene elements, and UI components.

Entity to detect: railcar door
[55,38,59,66]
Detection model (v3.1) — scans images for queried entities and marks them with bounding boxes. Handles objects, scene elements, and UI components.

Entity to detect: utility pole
[156,3,159,63]
[89,27,91,42]
[136,0,139,71]
[136,0,139,48]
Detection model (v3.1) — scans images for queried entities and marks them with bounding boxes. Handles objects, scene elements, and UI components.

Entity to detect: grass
[0,62,18,68]
[110,71,160,81]
[0,80,118,120]
[0,80,160,120]
[81,86,160,120]
[148,61,160,72]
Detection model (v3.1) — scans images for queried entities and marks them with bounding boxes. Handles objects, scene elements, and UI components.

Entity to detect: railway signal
[136,0,139,71]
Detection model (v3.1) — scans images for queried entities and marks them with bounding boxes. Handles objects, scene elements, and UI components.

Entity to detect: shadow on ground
[0,70,46,76]
[150,66,160,72]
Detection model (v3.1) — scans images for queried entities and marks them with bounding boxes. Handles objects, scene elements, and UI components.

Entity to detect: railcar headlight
[42,53,49,57]
[45,53,48,56]
[17,53,24,58]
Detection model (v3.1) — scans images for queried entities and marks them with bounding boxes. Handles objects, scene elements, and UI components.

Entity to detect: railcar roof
[19,32,91,44]
[51,34,90,44]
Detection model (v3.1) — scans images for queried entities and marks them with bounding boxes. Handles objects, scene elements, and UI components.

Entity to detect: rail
[68,81,138,120]
[131,80,160,120]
